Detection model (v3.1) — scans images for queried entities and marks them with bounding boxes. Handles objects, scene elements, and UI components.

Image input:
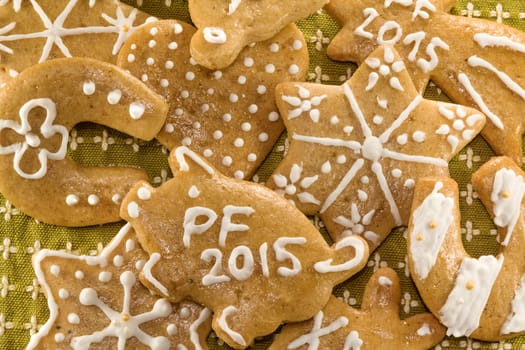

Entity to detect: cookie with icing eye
[187,0,327,69]
[117,19,308,180]
[325,0,525,165]
[0,57,168,226]
[0,0,155,84]
[269,268,446,350]
[27,223,212,350]
[407,157,525,341]
[120,146,369,349]
[265,45,486,252]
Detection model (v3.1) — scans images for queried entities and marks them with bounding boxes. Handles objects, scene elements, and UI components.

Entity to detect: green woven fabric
[0,0,524,349]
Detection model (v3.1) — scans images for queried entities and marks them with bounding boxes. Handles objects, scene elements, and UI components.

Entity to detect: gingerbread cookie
[120,146,369,349]
[117,19,308,179]
[0,57,168,226]
[325,0,525,165]
[0,0,155,84]
[27,223,212,349]
[187,0,327,69]
[266,45,485,251]
[269,268,445,350]
[407,157,525,340]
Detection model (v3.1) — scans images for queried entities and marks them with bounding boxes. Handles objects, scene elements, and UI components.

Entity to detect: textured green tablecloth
[0,0,524,349]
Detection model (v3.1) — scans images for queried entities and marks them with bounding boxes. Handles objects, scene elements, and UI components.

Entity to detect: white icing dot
[82,81,95,95]
[213,71,223,80]
[391,169,402,178]
[193,122,201,129]
[237,75,247,84]
[321,161,332,174]
[167,323,178,336]
[373,115,384,125]
[58,288,69,299]
[135,260,145,271]
[168,41,178,50]
[182,137,192,146]
[258,133,269,142]
[248,104,258,114]
[127,54,136,63]
[189,57,197,66]
[223,156,233,167]
[288,64,300,74]
[175,108,184,116]
[330,116,340,125]
[361,176,370,184]
[113,255,124,267]
[185,71,195,81]
[207,88,215,95]
[269,43,280,52]
[75,270,84,280]
[234,170,244,179]
[141,74,148,82]
[112,194,121,205]
[98,271,112,283]
[201,104,210,113]
[412,131,426,143]
[203,149,213,157]
[65,194,79,206]
[87,194,99,206]
[126,239,135,252]
[404,179,415,188]
[337,155,347,164]
[127,201,140,218]
[213,130,223,140]
[150,27,159,36]
[181,90,190,99]
[179,307,191,319]
[234,138,245,147]
[453,119,466,131]
[241,122,252,131]
[130,44,137,50]
[229,93,239,103]
[188,186,200,198]
[146,57,155,66]
[223,113,232,122]
[244,57,254,67]
[148,40,157,48]
[67,313,80,324]
[343,126,353,134]
[268,111,280,122]
[160,79,169,88]
[165,60,175,69]
[50,265,60,276]
[174,23,183,34]
[247,153,257,162]
[257,85,267,94]
[265,64,276,73]
[358,190,368,202]
[129,102,145,120]
[203,27,227,44]
[54,332,65,343]
[293,39,303,50]
[107,89,122,105]
[397,133,408,145]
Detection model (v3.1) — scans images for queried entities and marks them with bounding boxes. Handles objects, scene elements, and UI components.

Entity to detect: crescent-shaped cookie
[0,57,168,226]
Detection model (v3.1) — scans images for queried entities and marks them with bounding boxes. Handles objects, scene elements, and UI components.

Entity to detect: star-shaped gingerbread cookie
[407,157,525,341]
[266,45,486,251]
[187,0,328,69]
[27,223,212,350]
[120,146,369,349]
[269,268,446,349]
[0,0,154,84]
[117,19,308,180]
[325,0,525,164]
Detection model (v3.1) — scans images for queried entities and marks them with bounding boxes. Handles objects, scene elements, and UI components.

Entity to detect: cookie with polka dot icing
[269,268,446,350]
[0,57,168,226]
[265,45,486,251]
[27,223,212,350]
[407,157,525,340]
[187,0,327,70]
[120,146,369,349]
[0,0,155,84]
[117,19,308,180]
[325,0,525,165]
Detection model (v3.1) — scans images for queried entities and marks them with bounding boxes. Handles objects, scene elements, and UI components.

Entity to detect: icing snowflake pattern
[364,47,405,91]
[0,98,68,180]
[0,0,144,63]
[282,85,327,122]
[273,163,320,205]
[334,203,378,244]
[72,270,172,349]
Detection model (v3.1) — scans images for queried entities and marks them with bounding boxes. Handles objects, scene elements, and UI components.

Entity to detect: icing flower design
[436,105,484,152]
[364,46,405,92]
[0,98,68,180]
[282,85,327,122]
[334,203,378,244]
[273,163,321,206]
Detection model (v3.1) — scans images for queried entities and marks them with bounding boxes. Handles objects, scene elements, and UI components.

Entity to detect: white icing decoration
[491,168,525,246]
[66,194,79,206]
[333,203,376,240]
[75,270,84,280]
[175,146,215,175]
[501,274,525,334]
[273,237,307,277]
[68,313,80,325]
[137,186,152,200]
[288,310,349,349]
[58,288,69,299]
[203,27,227,44]
[183,207,218,248]
[416,323,431,336]
[82,81,95,95]
[343,330,363,350]
[354,8,379,39]
[189,308,212,350]
[409,182,454,279]
[378,276,393,286]
[282,85,327,122]
[440,255,504,337]
[107,89,122,105]
[259,243,270,277]
[188,185,200,198]
[365,46,405,91]
[227,0,241,15]
[314,236,367,273]
[55,332,65,343]
[0,1,145,61]
[273,164,320,206]
[127,201,140,219]
[50,265,60,276]
[228,245,254,281]
[87,194,99,206]
[217,306,246,347]
[129,102,145,120]
[143,253,169,297]
[98,271,112,282]
[219,206,255,247]
[0,98,68,179]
